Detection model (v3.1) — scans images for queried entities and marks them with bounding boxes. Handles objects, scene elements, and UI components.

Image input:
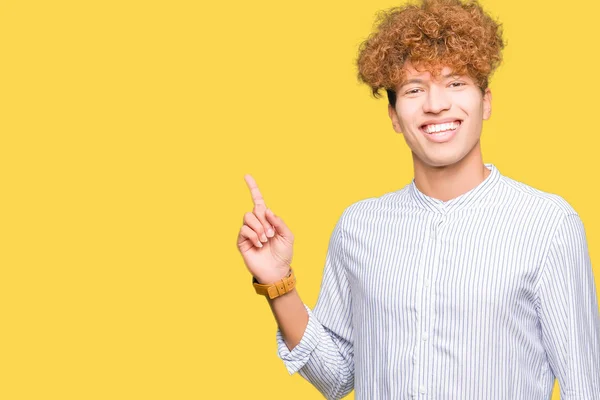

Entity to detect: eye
[404,88,422,95]
[449,81,466,88]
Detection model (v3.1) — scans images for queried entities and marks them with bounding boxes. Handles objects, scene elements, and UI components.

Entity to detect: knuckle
[242,225,256,238]
[244,212,256,224]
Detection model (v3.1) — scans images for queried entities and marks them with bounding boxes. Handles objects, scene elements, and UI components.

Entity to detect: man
[236,0,600,398]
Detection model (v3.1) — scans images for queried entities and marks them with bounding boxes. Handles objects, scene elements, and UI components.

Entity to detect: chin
[423,143,480,167]
[419,153,470,169]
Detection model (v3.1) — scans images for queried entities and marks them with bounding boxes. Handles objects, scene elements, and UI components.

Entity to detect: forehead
[394,62,476,91]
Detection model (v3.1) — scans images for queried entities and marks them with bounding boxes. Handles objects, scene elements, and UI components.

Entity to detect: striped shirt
[275,163,600,399]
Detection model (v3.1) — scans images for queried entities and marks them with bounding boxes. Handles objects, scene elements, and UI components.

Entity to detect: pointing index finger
[244,174,266,208]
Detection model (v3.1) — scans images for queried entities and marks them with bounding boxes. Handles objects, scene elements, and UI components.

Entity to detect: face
[388,62,492,169]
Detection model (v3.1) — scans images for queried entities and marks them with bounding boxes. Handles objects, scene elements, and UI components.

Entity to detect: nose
[423,85,451,114]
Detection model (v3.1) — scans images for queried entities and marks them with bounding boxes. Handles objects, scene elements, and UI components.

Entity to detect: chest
[344,210,544,318]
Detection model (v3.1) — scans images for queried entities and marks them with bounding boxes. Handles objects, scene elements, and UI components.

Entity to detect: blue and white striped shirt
[276,163,600,399]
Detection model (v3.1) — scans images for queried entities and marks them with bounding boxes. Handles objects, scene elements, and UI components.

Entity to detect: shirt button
[420,385,427,394]
[422,332,429,341]
[412,355,417,364]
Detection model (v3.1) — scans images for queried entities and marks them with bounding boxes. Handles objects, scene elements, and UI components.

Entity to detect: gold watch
[252,269,296,299]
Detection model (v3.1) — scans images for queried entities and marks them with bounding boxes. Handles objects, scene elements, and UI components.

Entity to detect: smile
[422,120,461,134]
[419,120,462,143]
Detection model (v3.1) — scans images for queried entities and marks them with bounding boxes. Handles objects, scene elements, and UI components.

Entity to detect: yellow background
[1,0,598,398]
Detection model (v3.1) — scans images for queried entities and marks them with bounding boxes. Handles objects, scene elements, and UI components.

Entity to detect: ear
[482,88,492,120]
[388,104,402,133]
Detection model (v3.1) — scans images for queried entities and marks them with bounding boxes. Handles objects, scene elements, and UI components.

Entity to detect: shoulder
[496,173,579,218]
[334,184,412,231]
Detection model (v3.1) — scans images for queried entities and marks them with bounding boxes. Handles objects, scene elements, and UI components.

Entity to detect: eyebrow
[400,72,462,88]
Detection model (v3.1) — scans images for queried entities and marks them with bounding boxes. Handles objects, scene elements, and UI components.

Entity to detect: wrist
[253,267,291,285]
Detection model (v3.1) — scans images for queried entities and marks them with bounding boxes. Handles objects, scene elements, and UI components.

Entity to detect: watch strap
[253,269,296,299]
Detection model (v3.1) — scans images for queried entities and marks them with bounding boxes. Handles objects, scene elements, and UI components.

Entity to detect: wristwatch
[252,269,296,299]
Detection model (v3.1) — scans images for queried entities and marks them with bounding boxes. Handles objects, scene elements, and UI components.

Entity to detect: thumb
[265,208,292,240]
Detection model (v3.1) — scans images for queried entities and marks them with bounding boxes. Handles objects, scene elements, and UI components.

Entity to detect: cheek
[395,105,420,129]
[454,92,483,115]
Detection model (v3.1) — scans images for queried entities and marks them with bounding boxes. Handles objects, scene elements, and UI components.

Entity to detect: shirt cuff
[276,303,324,375]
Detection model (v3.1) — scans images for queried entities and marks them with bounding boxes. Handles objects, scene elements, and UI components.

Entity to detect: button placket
[418,212,445,397]
[412,212,436,397]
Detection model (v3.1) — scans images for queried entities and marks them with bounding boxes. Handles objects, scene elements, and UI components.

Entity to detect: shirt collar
[409,163,501,214]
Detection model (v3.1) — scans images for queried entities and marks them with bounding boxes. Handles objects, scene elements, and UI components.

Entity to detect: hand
[237,174,294,285]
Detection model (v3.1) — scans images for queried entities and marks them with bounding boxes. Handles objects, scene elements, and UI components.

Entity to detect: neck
[412,143,490,202]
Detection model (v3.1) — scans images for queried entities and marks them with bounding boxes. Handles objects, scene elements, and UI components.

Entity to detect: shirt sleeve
[535,213,600,399]
[275,212,355,400]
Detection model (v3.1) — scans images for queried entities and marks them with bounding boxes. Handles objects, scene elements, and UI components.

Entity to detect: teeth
[423,121,460,134]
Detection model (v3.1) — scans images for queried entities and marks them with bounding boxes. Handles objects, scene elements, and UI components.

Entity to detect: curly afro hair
[356,0,505,105]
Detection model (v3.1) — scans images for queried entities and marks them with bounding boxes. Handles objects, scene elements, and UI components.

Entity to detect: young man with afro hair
[237,0,600,398]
